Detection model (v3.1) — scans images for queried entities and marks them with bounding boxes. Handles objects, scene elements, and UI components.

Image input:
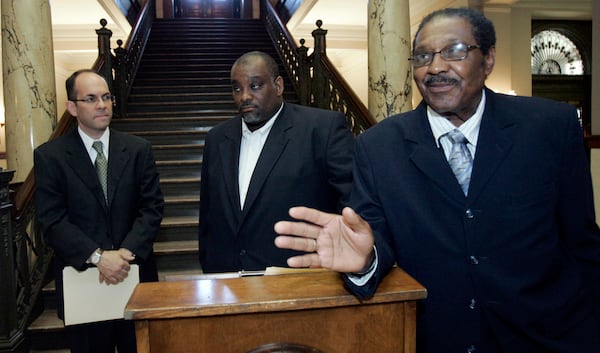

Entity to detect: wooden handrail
[585,135,600,149]
[261,0,376,135]
[319,56,378,133]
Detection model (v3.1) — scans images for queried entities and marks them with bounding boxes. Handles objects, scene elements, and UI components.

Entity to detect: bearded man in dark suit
[198,51,354,273]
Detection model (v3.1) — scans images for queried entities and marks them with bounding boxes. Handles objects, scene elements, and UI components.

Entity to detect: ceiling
[50,0,131,67]
[286,0,593,51]
[48,0,592,55]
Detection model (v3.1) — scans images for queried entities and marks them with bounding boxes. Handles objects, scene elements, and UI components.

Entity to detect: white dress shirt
[79,126,110,164]
[349,90,487,284]
[238,102,284,209]
[428,89,486,159]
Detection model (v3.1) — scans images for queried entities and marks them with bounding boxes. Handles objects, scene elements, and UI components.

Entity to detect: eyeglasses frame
[409,43,482,68]
[70,94,115,105]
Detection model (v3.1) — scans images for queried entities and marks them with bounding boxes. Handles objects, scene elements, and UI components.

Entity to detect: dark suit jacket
[345,88,600,352]
[34,128,164,318]
[199,103,354,272]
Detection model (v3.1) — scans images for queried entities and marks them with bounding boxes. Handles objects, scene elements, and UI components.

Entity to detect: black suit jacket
[35,128,164,318]
[199,103,354,272]
[345,89,600,352]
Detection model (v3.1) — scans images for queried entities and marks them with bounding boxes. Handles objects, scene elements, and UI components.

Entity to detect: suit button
[469,298,476,309]
[467,345,477,352]
[465,209,474,218]
[240,249,246,256]
[469,255,479,265]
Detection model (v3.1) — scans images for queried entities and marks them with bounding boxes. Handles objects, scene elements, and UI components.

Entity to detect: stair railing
[6,1,155,345]
[99,0,155,117]
[261,0,377,135]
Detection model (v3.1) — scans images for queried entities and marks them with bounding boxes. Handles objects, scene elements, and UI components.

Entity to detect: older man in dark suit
[274,7,600,353]
[35,69,164,353]
[198,51,354,273]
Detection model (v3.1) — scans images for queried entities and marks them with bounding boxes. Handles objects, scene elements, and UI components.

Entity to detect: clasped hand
[96,248,135,285]
[274,206,375,273]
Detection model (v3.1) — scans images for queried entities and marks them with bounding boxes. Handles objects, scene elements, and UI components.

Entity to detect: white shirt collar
[79,126,110,161]
[428,89,486,148]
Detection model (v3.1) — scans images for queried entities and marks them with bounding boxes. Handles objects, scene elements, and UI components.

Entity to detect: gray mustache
[424,76,458,86]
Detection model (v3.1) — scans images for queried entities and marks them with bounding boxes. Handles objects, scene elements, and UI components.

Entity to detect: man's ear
[66,100,78,117]
[274,76,284,96]
[484,46,496,76]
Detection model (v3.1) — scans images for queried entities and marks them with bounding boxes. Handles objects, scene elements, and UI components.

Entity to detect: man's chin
[242,115,260,124]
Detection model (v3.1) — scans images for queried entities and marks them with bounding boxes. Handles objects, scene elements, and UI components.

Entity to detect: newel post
[0,169,25,353]
[311,20,329,109]
[113,39,128,118]
[297,38,311,106]
[96,19,115,95]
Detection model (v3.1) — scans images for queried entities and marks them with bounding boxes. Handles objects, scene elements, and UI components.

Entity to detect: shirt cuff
[345,246,378,286]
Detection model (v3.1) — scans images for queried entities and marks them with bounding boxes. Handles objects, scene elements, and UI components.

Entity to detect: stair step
[128,91,232,102]
[154,239,198,255]
[112,116,228,130]
[127,100,236,113]
[130,83,232,94]
[161,215,198,228]
[125,108,237,119]
[164,194,200,218]
[152,144,205,161]
[132,130,209,145]
[158,214,199,243]
[28,309,63,333]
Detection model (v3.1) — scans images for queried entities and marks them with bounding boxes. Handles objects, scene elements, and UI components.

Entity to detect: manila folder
[62,265,139,326]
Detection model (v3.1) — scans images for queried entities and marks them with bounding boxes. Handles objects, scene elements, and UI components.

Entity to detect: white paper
[62,265,139,326]
[164,267,330,281]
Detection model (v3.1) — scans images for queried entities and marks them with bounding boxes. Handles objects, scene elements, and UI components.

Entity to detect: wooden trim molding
[586,135,600,149]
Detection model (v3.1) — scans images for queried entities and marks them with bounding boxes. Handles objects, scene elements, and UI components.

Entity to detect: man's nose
[241,88,253,101]
[428,53,450,74]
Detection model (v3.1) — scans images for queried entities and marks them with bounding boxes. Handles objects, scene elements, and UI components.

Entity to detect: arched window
[531,30,583,75]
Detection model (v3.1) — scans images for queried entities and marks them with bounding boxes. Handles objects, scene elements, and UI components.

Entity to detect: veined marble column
[1,0,56,182]
[368,0,412,121]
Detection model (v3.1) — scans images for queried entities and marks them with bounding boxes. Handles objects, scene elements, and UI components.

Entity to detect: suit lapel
[406,104,466,200]
[219,120,243,220]
[241,110,291,218]
[467,90,516,201]
[107,131,129,207]
[65,130,108,211]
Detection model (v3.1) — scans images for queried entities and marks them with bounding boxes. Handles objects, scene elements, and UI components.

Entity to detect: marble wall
[1,0,56,182]
[367,0,412,121]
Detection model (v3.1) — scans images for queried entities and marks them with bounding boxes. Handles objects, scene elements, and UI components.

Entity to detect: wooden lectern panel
[126,267,426,353]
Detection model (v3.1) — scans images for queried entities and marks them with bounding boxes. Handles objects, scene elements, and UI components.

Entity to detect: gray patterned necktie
[92,141,108,201]
[445,129,473,195]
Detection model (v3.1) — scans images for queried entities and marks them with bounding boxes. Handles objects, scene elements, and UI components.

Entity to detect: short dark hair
[413,7,496,55]
[66,69,106,100]
[232,51,280,80]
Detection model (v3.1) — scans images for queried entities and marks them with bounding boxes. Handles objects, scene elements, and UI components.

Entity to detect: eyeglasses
[409,43,481,68]
[71,94,115,104]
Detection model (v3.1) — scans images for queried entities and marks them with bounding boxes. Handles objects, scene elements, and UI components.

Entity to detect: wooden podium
[125,267,426,353]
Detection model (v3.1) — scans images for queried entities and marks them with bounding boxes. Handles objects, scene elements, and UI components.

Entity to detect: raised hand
[274,206,374,273]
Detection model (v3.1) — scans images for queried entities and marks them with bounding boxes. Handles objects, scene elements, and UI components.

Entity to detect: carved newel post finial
[297,38,310,106]
[312,20,328,55]
[96,18,114,99]
[113,39,128,118]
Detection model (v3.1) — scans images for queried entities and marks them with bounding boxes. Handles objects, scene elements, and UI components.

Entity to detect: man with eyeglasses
[274,7,600,353]
[34,69,164,353]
